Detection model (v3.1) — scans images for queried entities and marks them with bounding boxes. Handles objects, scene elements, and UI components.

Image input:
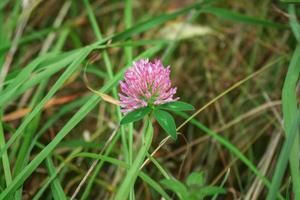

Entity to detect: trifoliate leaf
[158,101,194,112]
[153,109,177,140]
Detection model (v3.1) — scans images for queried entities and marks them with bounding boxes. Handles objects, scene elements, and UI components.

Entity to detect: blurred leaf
[161,179,188,199]
[158,101,195,112]
[153,109,177,140]
[58,139,104,149]
[111,1,209,42]
[186,194,200,200]
[186,172,204,187]
[197,186,226,198]
[120,107,151,125]
[280,0,300,3]
[159,23,218,40]
[0,0,10,10]
[202,7,287,29]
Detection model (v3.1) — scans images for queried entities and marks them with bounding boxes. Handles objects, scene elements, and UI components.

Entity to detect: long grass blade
[267,110,300,199]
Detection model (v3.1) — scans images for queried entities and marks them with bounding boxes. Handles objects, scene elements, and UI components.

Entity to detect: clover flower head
[119,59,178,114]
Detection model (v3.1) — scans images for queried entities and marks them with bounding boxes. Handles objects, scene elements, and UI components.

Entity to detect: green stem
[114,120,153,200]
[124,0,133,62]
[124,0,134,198]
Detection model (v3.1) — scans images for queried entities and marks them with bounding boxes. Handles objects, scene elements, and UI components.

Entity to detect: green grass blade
[114,121,153,200]
[32,146,82,200]
[281,44,300,200]
[83,0,102,39]
[124,1,134,199]
[279,7,300,198]
[13,113,41,200]
[124,0,133,62]
[28,96,90,153]
[0,53,52,106]
[288,5,300,42]
[80,126,121,200]
[45,156,67,200]
[146,153,171,179]
[0,117,12,186]
[267,110,300,200]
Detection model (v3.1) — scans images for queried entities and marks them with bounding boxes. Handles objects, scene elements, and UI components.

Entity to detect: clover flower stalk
[119,59,178,114]
[115,59,179,200]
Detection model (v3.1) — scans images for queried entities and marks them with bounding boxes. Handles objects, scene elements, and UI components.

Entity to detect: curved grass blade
[0,53,54,107]
[0,50,83,107]
[201,7,287,29]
